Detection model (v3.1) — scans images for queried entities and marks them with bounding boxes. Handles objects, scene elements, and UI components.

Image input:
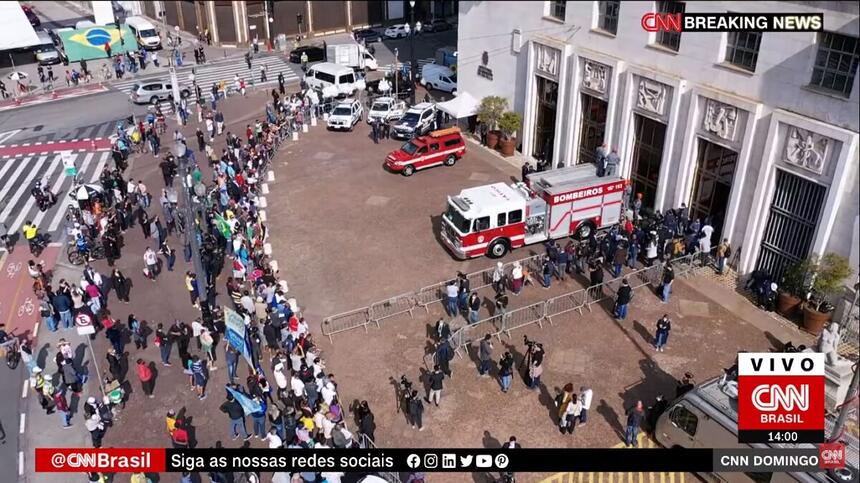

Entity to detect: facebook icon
[406,454,421,469]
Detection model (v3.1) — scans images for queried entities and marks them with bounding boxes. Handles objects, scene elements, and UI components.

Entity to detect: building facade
[457,0,859,279]
[104,1,456,47]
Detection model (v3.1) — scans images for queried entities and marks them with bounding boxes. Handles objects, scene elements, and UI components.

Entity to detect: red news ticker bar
[34,448,167,473]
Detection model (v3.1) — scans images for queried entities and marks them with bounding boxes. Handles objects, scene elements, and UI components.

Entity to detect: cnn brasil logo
[737,353,825,443]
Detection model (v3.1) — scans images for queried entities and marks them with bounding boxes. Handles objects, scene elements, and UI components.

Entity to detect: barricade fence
[323,249,712,343]
[445,250,712,355]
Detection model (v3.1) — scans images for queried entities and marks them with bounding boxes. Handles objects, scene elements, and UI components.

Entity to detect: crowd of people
[7,73,391,483]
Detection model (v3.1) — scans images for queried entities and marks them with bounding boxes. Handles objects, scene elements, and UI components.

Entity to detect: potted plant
[777,260,807,317]
[801,253,851,335]
[476,95,507,149]
[497,111,522,157]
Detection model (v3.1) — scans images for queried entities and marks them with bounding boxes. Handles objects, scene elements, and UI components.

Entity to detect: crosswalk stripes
[5,121,119,147]
[0,151,111,242]
[540,433,688,483]
[110,55,301,108]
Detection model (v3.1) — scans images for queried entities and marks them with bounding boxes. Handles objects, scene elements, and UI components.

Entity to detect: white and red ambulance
[440,164,627,259]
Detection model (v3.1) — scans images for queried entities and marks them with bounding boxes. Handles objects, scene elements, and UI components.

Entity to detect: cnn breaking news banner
[33,446,849,473]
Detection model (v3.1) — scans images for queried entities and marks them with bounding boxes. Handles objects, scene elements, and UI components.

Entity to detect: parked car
[392,102,436,140]
[385,127,466,176]
[288,45,326,64]
[353,28,382,44]
[327,99,363,131]
[425,19,452,32]
[366,72,414,99]
[384,24,410,39]
[129,81,191,105]
[367,97,407,124]
[34,30,62,65]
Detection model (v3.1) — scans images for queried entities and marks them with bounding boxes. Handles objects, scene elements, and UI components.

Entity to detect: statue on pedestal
[817,323,842,365]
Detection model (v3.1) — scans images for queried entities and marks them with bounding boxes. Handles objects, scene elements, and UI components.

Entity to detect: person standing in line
[499,352,514,393]
[457,272,470,311]
[87,414,106,447]
[478,334,493,377]
[494,289,508,321]
[716,238,732,275]
[136,358,155,398]
[435,338,453,378]
[654,314,671,352]
[427,365,444,407]
[407,390,424,431]
[444,281,458,318]
[155,323,172,366]
[467,291,481,324]
[561,394,583,434]
[220,394,252,441]
[614,278,633,321]
[541,256,554,289]
[143,247,158,280]
[54,387,73,429]
[579,386,593,426]
[186,272,200,308]
[625,400,645,447]
[511,262,524,295]
[660,263,674,303]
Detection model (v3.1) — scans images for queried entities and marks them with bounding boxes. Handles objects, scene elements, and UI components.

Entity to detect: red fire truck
[440,164,628,259]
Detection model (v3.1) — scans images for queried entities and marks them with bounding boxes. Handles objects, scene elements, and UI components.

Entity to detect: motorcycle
[31,183,57,212]
[27,233,48,256]
[1,338,20,370]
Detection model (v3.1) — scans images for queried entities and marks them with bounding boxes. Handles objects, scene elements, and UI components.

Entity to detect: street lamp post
[408,1,419,105]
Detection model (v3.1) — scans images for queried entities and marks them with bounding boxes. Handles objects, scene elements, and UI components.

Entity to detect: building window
[810,32,859,97]
[597,1,620,34]
[725,31,762,72]
[655,1,684,51]
[549,1,566,21]
[578,94,608,165]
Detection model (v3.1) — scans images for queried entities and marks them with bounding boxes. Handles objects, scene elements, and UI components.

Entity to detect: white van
[304,62,365,96]
[421,64,457,94]
[33,30,62,65]
[125,16,161,50]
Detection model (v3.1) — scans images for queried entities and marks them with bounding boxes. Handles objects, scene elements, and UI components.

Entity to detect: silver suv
[130,81,191,105]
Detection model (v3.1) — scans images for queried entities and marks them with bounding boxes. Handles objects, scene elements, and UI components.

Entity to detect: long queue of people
[9,85,382,482]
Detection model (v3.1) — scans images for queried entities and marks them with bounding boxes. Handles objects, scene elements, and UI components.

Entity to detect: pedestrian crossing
[5,120,121,147]
[0,151,111,243]
[540,433,688,483]
[110,55,302,108]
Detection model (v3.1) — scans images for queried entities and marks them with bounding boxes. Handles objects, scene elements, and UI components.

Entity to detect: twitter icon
[459,455,473,468]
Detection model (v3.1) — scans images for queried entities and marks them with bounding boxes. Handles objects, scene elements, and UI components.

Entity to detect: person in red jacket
[136,359,155,398]
[54,388,73,429]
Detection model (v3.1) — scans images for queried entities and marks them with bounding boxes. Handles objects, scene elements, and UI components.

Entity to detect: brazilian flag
[58,25,138,62]
[214,213,232,240]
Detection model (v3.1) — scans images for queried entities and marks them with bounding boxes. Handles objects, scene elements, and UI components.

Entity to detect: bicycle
[67,240,106,266]
[0,338,20,370]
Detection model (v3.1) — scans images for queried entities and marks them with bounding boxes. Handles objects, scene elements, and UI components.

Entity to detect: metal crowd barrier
[414,253,544,312]
[323,248,714,343]
[369,292,418,325]
[443,250,716,354]
[321,307,372,343]
[544,288,588,324]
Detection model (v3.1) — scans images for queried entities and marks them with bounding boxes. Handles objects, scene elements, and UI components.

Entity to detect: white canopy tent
[436,91,479,119]
[0,2,40,50]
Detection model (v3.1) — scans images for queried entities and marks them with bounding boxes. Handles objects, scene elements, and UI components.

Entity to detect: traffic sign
[75,313,95,335]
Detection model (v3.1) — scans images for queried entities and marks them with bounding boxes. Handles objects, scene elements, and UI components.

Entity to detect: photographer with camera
[521,336,545,390]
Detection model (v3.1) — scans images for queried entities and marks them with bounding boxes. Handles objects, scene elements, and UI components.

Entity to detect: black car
[288,45,326,64]
[353,28,382,44]
[425,19,452,32]
[366,72,414,99]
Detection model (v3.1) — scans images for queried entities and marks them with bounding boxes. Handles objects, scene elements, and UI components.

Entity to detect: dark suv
[392,102,436,139]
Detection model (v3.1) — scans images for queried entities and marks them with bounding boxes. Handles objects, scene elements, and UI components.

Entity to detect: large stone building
[106,1,456,46]
[457,1,859,280]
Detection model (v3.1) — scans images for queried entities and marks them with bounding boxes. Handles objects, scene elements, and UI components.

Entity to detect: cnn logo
[751,384,808,411]
[819,443,846,469]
